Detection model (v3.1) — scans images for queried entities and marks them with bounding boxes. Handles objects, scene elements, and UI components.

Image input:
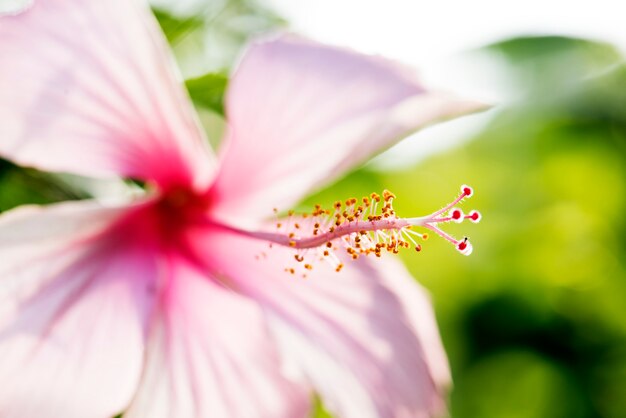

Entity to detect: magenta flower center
[155,185,213,240]
[111,185,212,252]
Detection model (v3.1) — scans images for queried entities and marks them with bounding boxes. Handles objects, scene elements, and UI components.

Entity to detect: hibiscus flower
[0,1,483,417]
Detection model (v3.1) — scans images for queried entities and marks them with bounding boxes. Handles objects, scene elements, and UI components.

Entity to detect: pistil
[215,185,481,275]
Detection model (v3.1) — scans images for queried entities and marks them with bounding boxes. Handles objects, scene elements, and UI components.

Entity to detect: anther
[383,190,395,201]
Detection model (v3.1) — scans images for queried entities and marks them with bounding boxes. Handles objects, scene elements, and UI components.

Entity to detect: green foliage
[486,35,622,102]
[487,35,620,71]
[152,0,285,77]
[185,72,228,116]
[0,159,88,213]
[152,7,204,44]
[311,396,334,418]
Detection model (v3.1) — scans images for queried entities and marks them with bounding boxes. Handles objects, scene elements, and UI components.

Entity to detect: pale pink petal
[375,256,451,390]
[192,227,448,418]
[0,0,215,190]
[209,34,485,224]
[125,253,310,418]
[0,200,159,418]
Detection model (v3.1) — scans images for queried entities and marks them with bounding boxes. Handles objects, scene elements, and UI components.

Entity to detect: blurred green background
[3,1,626,417]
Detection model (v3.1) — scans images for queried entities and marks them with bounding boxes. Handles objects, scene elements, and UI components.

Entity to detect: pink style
[0,1,483,417]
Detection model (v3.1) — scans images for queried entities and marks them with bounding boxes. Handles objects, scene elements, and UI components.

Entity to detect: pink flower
[0,1,482,417]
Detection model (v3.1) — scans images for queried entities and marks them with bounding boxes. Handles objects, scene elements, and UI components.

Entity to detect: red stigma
[468,210,481,222]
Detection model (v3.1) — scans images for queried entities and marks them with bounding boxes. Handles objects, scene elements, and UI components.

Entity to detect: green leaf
[487,35,619,65]
[185,73,228,116]
[484,36,622,95]
[152,7,203,44]
[311,395,334,418]
[0,159,89,213]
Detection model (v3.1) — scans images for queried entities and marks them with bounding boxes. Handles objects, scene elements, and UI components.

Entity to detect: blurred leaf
[485,36,622,98]
[152,7,203,44]
[452,350,588,418]
[488,36,619,66]
[311,395,334,418]
[0,159,89,212]
[152,0,286,77]
[564,63,626,156]
[186,72,228,116]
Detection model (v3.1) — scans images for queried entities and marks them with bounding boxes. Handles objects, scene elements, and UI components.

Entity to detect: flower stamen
[218,185,480,274]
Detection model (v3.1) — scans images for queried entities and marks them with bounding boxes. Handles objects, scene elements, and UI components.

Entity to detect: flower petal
[0,0,215,189]
[209,34,484,224]
[0,200,159,418]
[125,253,310,418]
[193,227,448,418]
[374,256,451,390]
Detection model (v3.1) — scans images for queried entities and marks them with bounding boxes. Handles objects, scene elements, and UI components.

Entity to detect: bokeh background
[2,1,626,417]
